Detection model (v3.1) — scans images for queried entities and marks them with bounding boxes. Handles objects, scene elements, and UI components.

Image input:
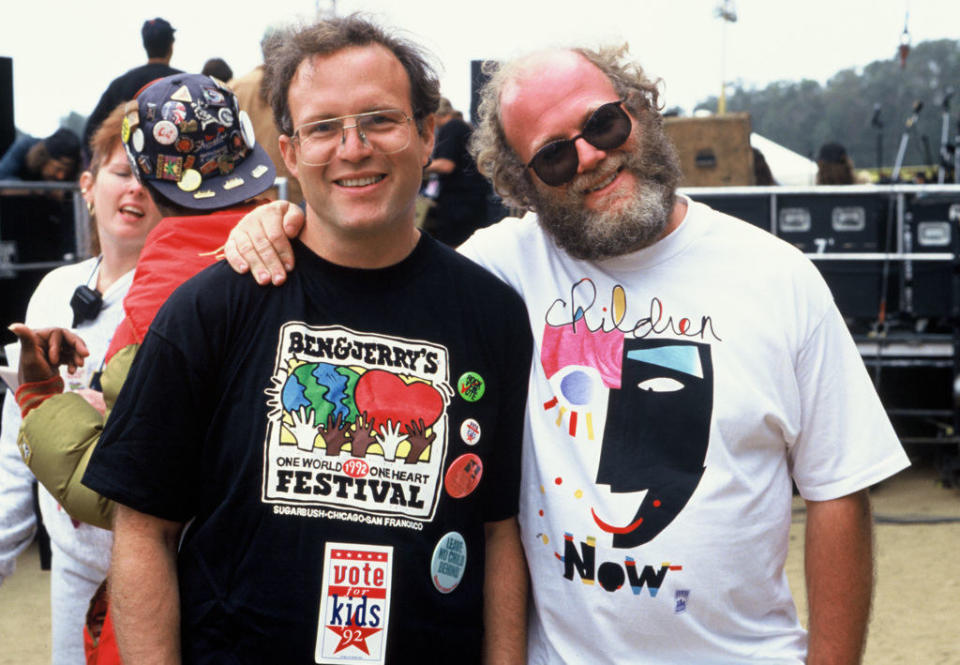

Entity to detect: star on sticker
[327,625,382,654]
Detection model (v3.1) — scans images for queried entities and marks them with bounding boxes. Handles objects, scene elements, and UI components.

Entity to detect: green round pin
[457,371,485,402]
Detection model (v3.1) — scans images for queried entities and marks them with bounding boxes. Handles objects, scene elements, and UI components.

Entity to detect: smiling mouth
[336,175,385,187]
[591,507,644,534]
[583,167,622,194]
[119,205,144,217]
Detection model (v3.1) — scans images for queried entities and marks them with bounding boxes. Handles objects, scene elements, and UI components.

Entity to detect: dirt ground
[1,455,958,664]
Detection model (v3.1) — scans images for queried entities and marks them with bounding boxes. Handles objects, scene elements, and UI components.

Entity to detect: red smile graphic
[433,575,457,593]
[591,507,644,534]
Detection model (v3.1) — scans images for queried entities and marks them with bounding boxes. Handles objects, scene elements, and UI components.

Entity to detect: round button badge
[459,418,481,446]
[161,101,187,124]
[239,110,256,149]
[131,128,145,153]
[430,531,467,594]
[444,453,483,499]
[457,371,485,402]
[153,120,178,146]
[177,169,202,192]
[218,107,235,126]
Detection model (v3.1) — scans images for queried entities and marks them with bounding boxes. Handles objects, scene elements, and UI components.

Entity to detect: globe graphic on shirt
[281,362,361,426]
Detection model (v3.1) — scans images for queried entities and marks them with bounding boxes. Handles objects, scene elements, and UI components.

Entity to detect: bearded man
[224,45,908,665]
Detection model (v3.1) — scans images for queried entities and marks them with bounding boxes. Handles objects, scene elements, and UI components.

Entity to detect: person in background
[816,141,856,185]
[229,28,304,205]
[753,147,777,185]
[227,43,910,665]
[82,17,180,162]
[0,127,81,182]
[201,57,233,83]
[422,97,493,246]
[0,103,162,665]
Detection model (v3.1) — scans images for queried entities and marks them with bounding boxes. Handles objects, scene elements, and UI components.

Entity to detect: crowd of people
[1,12,910,665]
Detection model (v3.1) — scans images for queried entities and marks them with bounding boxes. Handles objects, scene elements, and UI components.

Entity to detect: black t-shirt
[425,119,493,247]
[85,234,532,665]
[83,63,182,154]
[432,119,489,203]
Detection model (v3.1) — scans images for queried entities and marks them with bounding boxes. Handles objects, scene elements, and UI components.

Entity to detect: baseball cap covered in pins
[121,73,275,210]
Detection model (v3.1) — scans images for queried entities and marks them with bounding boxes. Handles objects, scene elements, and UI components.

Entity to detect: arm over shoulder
[18,343,138,529]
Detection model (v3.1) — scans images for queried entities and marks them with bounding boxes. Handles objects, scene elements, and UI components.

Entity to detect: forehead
[98,144,126,167]
[288,44,412,125]
[500,51,619,162]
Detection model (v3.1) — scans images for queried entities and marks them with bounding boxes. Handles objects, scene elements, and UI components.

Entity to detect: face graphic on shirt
[592,338,712,549]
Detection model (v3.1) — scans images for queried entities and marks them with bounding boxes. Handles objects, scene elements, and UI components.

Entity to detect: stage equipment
[871,102,884,172]
[663,113,754,187]
[938,90,954,184]
[681,184,960,482]
[0,57,13,157]
[892,101,923,182]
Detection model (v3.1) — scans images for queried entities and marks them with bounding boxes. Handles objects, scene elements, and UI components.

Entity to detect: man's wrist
[14,374,64,418]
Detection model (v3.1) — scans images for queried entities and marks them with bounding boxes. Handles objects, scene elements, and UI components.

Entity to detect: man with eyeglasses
[76,15,530,665]
[226,45,908,664]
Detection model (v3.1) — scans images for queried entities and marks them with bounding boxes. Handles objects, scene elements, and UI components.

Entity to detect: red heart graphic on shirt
[354,370,444,429]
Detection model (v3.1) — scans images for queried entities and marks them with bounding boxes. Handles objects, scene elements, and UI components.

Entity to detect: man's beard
[531,117,682,261]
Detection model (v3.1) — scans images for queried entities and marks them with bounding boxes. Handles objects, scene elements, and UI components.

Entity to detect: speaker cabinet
[0,57,13,157]
[664,113,755,187]
[904,193,960,319]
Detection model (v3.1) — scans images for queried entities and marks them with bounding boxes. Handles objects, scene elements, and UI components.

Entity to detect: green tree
[697,39,960,171]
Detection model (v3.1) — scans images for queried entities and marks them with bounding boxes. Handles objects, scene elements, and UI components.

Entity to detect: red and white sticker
[152,120,178,146]
[459,418,481,446]
[316,542,393,664]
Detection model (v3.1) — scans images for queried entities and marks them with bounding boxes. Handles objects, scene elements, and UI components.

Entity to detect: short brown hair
[470,45,665,210]
[264,14,440,137]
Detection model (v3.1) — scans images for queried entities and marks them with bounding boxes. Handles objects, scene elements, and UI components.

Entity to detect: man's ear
[279,135,299,179]
[419,114,436,167]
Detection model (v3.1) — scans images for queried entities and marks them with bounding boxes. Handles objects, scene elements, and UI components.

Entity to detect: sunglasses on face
[526,100,632,187]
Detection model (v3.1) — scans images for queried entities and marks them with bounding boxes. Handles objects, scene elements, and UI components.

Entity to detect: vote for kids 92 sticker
[315,542,394,665]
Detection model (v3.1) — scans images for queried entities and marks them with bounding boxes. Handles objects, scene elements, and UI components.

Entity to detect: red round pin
[444,453,483,499]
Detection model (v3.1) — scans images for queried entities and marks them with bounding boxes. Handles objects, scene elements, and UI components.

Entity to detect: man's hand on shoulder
[223,200,304,286]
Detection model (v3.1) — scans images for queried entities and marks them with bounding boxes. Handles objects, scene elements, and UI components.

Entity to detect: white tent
[750,133,817,186]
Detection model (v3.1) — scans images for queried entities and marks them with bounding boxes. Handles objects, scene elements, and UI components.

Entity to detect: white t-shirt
[0,258,131,582]
[460,197,909,664]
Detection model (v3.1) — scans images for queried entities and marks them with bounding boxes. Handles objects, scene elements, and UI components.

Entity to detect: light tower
[715,0,738,115]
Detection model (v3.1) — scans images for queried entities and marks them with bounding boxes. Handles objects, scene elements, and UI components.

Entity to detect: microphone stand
[892,100,923,183]
[938,90,954,184]
[871,103,884,178]
[954,116,960,184]
[921,135,934,181]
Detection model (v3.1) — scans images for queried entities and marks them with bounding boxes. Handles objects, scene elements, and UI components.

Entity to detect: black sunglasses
[526,100,632,187]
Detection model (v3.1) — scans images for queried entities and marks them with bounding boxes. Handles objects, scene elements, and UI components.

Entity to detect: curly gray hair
[469,44,666,210]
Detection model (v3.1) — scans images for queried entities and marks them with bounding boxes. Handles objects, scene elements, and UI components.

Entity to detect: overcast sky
[3,0,958,138]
